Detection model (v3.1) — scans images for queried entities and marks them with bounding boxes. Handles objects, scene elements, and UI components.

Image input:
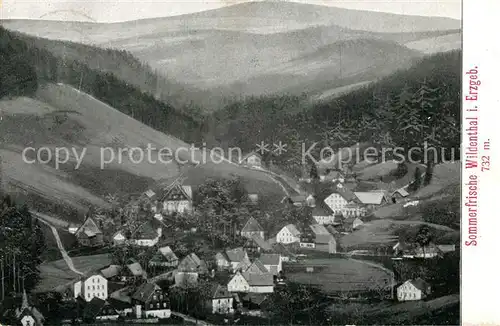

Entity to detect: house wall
[276,228,299,244]
[300,242,315,248]
[79,275,108,302]
[131,238,158,247]
[397,283,423,301]
[228,274,250,292]
[163,200,192,214]
[96,315,120,321]
[212,298,234,314]
[144,309,171,318]
[241,231,265,239]
[313,215,336,225]
[249,285,274,293]
[215,256,230,270]
[324,194,349,212]
[21,315,35,326]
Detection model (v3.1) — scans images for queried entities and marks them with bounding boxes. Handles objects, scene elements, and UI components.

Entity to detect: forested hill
[0,26,204,143]
[206,50,461,174]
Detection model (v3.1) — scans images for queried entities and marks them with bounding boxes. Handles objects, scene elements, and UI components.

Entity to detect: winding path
[31,211,82,275]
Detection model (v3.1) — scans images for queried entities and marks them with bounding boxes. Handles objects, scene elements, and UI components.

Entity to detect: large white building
[74,274,108,302]
[276,224,301,244]
[397,278,431,301]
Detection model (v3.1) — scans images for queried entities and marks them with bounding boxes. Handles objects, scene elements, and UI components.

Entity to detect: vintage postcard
[0,0,496,325]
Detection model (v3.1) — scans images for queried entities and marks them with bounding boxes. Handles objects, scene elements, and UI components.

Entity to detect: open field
[36,253,113,293]
[284,257,390,293]
[339,219,455,250]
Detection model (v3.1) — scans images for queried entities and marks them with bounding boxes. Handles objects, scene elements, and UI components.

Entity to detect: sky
[0,0,462,22]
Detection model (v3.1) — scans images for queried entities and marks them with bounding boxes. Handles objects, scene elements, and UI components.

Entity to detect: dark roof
[312,201,334,217]
[131,283,161,303]
[210,283,232,299]
[409,278,431,293]
[241,293,268,305]
[132,222,159,239]
[108,297,133,311]
[249,234,272,251]
[178,255,198,272]
[315,233,335,244]
[259,254,280,266]
[242,217,264,233]
[242,273,274,286]
[226,247,248,263]
[100,265,121,279]
[75,216,102,237]
[83,297,107,319]
[245,260,269,274]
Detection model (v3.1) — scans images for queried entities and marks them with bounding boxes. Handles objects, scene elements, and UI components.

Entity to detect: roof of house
[312,201,334,217]
[392,188,410,197]
[315,233,336,244]
[189,253,202,266]
[408,278,431,293]
[282,224,301,237]
[249,234,272,251]
[436,244,456,253]
[159,246,178,261]
[126,262,144,277]
[325,225,339,235]
[178,255,199,272]
[241,293,268,305]
[259,254,280,266]
[75,216,102,237]
[245,259,269,274]
[100,265,122,279]
[132,222,159,240]
[131,283,161,302]
[242,217,264,233]
[271,243,294,257]
[309,224,330,235]
[240,151,262,162]
[354,192,387,205]
[225,247,248,263]
[83,297,108,319]
[210,283,233,299]
[160,181,193,201]
[242,272,274,286]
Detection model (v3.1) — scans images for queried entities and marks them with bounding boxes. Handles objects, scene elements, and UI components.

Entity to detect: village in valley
[0,149,459,325]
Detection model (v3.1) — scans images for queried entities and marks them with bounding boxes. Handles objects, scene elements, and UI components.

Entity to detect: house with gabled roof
[354,191,388,208]
[276,224,301,244]
[131,282,170,318]
[227,271,251,293]
[397,278,431,301]
[259,253,282,275]
[149,246,179,268]
[129,222,162,247]
[244,234,272,254]
[82,297,119,322]
[241,217,265,239]
[391,187,410,203]
[206,283,234,314]
[282,195,307,207]
[158,181,193,214]
[239,151,262,168]
[245,259,269,274]
[242,272,274,293]
[312,201,335,225]
[75,216,104,247]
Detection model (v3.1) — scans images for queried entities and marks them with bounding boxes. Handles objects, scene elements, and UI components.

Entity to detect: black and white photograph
[0,0,464,325]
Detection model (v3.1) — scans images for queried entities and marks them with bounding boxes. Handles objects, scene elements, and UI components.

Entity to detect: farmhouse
[131,283,171,318]
[120,259,146,282]
[241,217,265,239]
[354,191,388,209]
[227,271,251,292]
[397,278,431,301]
[323,186,361,215]
[112,231,127,246]
[129,222,162,247]
[276,224,301,244]
[239,152,262,168]
[149,246,179,268]
[83,297,120,322]
[157,181,194,214]
[244,233,272,254]
[391,187,410,203]
[206,284,234,314]
[312,202,335,225]
[222,248,251,272]
[245,259,269,274]
[73,273,108,302]
[75,216,104,247]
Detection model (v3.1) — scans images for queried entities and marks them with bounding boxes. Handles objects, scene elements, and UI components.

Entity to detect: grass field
[284,257,390,293]
[36,253,113,293]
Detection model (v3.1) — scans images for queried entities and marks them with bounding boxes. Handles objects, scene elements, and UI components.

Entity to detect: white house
[227,271,250,292]
[324,188,358,214]
[74,274,108,302]
[276,224,301,244]
[397,278,431,301]
[207,284,234,314]
[112,231,126,246]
